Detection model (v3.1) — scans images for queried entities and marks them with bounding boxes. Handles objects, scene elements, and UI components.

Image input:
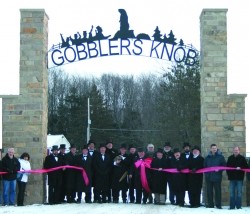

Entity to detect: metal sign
[48,9,198,68]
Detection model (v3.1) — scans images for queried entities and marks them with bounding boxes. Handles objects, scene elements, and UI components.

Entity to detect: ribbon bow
[135,157,152,192]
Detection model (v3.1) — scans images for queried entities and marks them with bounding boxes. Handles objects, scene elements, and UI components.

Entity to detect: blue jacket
[204,150,226,182]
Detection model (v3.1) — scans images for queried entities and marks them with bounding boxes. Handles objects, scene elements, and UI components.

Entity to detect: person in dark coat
[150,148,168,205]
[87,139,98,202]
[188,146,204,208]
[127,143,138,203]
[58,144,67,203]
[146,144,155,204]
[226,146,248,209]
[105,138,118,202]
[163,141,174,204]
[65,144,78,203]
[118,143,128,161]
[44,145,63,205]
[75,145,93,203]
[204,144,226,209]
[1,148,21,206]
[93,143,112,203]
[169,148,187,207]
[88,139,98,158]
[132,147,150,204]
[181,142,193,204]
[111,155,129,203]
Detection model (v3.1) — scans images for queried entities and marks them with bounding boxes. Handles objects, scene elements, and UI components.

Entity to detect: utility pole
[87,97,91,143]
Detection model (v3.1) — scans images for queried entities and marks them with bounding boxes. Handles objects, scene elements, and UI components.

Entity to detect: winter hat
[164,142,171,147]
[81,145,88,150]
[99,143,106,149]
[192,145,201,152]
[128,144,137,150]
[87,139,96,146]
[182,142,191,149]
[156,148,164,154]
[59,144,66,149]
[173,148,180,154]
[120,143,127,149]
[51,145,59,151]
[70,144,77,149]
[137,147,145,152]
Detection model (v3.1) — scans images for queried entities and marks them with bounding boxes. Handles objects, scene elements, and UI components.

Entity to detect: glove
[7,169,13,174]
[177,167,182,172]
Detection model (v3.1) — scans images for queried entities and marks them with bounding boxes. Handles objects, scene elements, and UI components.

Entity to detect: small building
[47,134,70,153]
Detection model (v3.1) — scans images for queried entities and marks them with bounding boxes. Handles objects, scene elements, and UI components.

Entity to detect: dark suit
[111,162,128,203]
[58,152,67,202]
[75,154,93,203]
[88,149,98,201]
[44,154,63,204]
[93,153,112,203]
[126,152,138,203]
[132,155,150,204]
[181,151,193,202]
[169,156,187,206]
[188,155,204,207]
[163,150,174,204]
[106,148,118,201]
[65,152,78,203]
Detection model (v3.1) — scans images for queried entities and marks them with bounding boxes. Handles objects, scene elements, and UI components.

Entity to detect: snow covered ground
[1,202,250,214]
[1,189,249,213]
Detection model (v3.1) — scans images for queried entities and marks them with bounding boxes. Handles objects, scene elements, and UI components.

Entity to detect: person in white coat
[17,152,31,206]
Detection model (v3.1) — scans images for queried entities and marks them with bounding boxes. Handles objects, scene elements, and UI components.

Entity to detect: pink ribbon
[0,165,89,186]
[135,158,152,193]
[1,163,250,193]
[135,158,250,192]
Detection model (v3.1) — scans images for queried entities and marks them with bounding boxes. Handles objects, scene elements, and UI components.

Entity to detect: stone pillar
[200,9,247,205]
[2,9,49,204]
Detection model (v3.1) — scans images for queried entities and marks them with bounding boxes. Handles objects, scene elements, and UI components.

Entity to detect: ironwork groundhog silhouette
[113,9,135,39]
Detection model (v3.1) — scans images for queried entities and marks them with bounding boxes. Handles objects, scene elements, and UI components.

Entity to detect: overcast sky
[0,0,249,150]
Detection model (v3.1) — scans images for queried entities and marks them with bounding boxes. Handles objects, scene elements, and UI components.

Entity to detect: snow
[47,134,70,152]
[1,191,250,214]
[1,202,250,214]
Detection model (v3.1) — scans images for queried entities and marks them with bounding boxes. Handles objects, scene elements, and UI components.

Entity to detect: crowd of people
[0,139,250,210]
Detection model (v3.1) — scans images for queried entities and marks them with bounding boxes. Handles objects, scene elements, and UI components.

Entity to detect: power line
[90,128,161,132]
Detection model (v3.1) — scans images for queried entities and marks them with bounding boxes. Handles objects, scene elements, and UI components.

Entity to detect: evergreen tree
[152,26,162,42]
[156,56,200,147]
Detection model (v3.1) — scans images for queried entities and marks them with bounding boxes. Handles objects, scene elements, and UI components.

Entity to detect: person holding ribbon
[75,145,93,203]
[188,146,204,208]
[226,146,248,210]
[181,142,193,205]
[105,138,118,202]
[93,143,112,203]
[1,148,20,206]
[65,144,78,203]
[111,155,129,203]
[204,144,226,209]
[133,147,151,204]
[150,148,168,205]
[163,142,175,205]
[169,148,187,207]
[58,144,67,203]
[127,143,138,203]
[44,145,63,205]
[17,152,31,206]
[87,139,98,202]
